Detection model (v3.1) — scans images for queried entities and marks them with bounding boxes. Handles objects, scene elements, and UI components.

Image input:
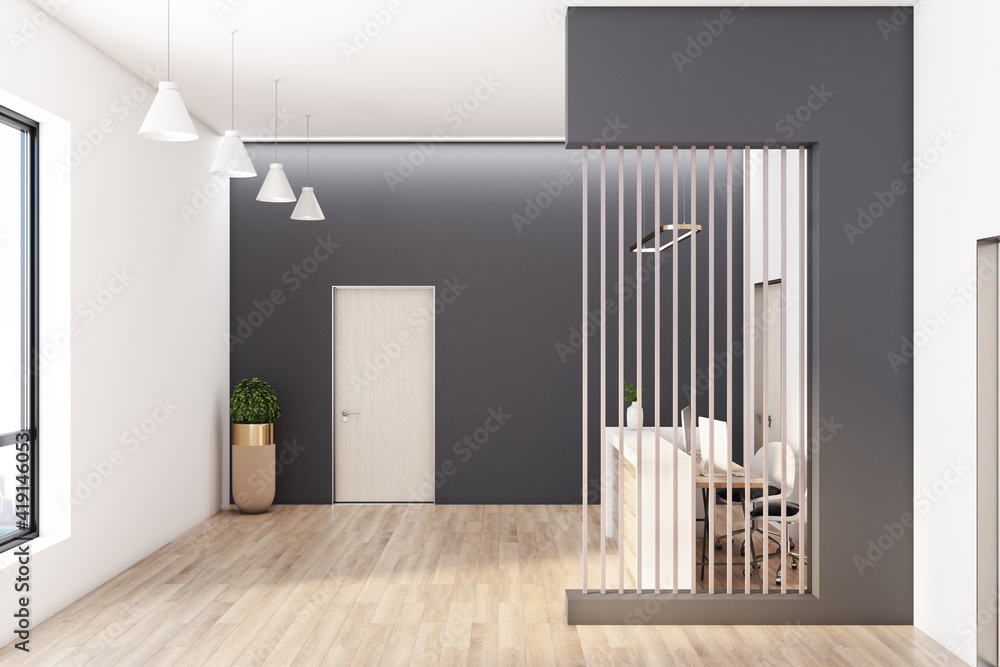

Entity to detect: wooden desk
[695,462,765,489]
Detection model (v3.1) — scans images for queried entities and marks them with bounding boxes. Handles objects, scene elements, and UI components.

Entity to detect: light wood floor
[0,504,959,666]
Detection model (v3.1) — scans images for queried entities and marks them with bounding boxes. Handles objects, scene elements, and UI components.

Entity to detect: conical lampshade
[210,131,256,178]
[256,163,296,202]
[138,82,198,142]
[291,187,325,220]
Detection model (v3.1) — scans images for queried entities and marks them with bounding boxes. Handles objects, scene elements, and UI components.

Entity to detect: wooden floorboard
[0,504,961,666]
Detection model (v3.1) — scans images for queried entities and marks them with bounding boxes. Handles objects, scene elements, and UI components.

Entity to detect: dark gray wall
[230,142,741,504]
[566,7,913,623]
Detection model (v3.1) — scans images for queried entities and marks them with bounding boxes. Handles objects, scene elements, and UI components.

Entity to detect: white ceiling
[32,0,910,140]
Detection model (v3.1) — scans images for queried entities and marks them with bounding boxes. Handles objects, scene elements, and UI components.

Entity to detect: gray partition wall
[565,7,914,623]
[230,143,740,505]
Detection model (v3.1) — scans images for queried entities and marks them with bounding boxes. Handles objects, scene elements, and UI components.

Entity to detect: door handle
[342,410,361,422]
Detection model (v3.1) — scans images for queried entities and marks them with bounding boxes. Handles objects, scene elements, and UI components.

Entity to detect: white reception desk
[605,427,694,591]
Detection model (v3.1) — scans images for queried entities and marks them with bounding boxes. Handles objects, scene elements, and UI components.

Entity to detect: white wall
[0,0,229,637]
[914,0,996,663]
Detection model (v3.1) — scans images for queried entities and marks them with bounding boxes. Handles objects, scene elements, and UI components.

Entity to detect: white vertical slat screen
[743,145,752,595]
[780,146,788,595]
[708,147,716,593]
[617,146,625,595]
[600,147,607,594]
[635,147,644,593]
[671,146,680,595]
[798,146,807,595]
[581,146,588,594]
[654,147,662,595]
[726,146,734,595]
[689,146,698,593]
[583,144,808,597]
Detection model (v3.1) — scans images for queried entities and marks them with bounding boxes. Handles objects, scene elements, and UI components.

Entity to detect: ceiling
[31,0,908,140]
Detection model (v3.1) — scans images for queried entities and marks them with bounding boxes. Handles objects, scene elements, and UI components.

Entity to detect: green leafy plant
[624,382,646,405]
[230,378,282,424]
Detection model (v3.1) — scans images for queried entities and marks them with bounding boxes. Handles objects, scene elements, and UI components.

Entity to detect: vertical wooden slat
[635,146,643,593]
[654,146,661,595]
[708,146,716,593]
[672,146,680,595]
[780,145,788,595]
[690,146,698,593]
[600,146,607,594]
[761,146,770,593]
[582,146,588,594]
[618,146,625,595]
[743,146,752,595]
[798,145,806,594]
[726,146,734,595]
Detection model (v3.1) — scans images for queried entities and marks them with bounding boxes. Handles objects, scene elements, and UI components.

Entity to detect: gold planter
[232,423,275,513]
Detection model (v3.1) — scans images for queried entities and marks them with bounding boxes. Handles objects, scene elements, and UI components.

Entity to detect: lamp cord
[166,0,170,81]
[305,114,311,184]
[274,79,279,163]
[230,31,235,130]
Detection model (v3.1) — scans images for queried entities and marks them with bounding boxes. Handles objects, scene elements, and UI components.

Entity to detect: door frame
[331,286,437,504]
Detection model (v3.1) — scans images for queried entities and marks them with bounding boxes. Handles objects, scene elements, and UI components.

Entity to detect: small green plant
[230,378,282,424]
[624,382,646,405]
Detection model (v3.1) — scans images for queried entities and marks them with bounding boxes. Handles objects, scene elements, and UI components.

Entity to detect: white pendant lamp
[291,115,325,220]
[210,30,255,177]
[256,79,296,203]
[139,0,198,142]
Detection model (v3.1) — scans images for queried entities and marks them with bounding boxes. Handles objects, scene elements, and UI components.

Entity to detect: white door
[333,287,435,502]
[754,281,782,452]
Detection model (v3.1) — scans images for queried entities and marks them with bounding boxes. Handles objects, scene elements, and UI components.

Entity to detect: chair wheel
[714,540,723,551]
[789,539,796,550]
[775,573,782,586]
[791,560,798,570]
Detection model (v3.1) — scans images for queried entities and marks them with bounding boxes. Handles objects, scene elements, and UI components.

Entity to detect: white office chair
[745,441,801,587]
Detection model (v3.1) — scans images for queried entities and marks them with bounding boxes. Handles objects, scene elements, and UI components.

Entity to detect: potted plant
[624,382,645,430]
[230,377,281,513]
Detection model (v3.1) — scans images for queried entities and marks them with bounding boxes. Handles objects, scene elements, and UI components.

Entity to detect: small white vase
[626,402,642,430]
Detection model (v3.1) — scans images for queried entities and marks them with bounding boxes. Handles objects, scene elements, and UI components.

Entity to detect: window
[0,104,38,552]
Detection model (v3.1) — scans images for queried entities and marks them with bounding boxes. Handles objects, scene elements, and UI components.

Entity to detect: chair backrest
[680,406,695,454]
[748,441,798,500]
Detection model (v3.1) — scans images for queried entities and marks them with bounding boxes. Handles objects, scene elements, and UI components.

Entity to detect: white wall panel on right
[914,0,997,663]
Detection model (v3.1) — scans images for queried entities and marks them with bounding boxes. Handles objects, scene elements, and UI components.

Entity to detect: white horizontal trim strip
[240,136,566,143]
